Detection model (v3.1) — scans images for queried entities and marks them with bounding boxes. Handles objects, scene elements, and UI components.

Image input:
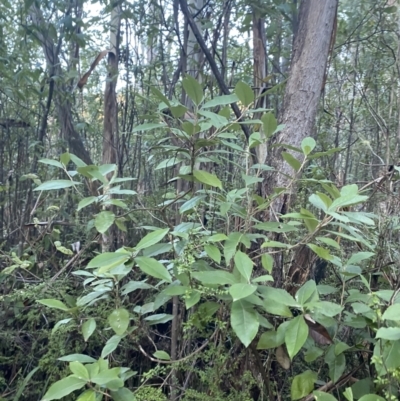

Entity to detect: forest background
[1,0,400,401]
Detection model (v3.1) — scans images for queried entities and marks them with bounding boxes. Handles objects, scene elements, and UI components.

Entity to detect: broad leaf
[87,253,129,269]
[101,335,122,358]
[34,180,80,191]
[193,170,222,189]
[229,283,257,301]
[153,350,171,360]
[135,257,172,282]
[95,211,115,234]
[285,315,308,359]
[42,375,86,401]
[234,250,253,282]
[136,228,169,251]
[291,370,317,400]
[313,391,338,401]
[108,308,130,336]
[183,74,203,106]
[69,362,89,380]
[231,300,259,347]
[82,318,96,342]
[301,137,316,156]
[58,354,96,363]
[235,81,254,107]
[192,270,237,285]
[37,299,69,311]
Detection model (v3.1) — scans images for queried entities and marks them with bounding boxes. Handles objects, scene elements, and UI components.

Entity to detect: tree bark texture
[264,0,338,288]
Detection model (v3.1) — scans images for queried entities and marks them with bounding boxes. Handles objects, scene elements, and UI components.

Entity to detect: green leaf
[101,335,122,358]
[282,152,301,172]
[42,375,86,401]
[136,228,170,251]
[34,180,80,191]
[202,94,239,108]
[205,244,221,264]
[325,346,346,383]
[296,280,318,305]
[313,391,338,401]
[76,390,96,401]
[110,387,136,401]
[163,285,188,296]
[291,370,317,400]
[77,196,97,211]
[376,327,400,340]
[261,112,277,138]
[132,123,167,133]
[231,300,259,347]
[261,254,273,273]
[91,367,121,386]
[153,350,171,360]
[70,154,87,167]
[58,354,96,363]
[285,315,308,359]
[317,237,340,250]
[108,308,130,335]
[82,318,96,342]
[155,157,182,170]
[179,195,205,213]
[192,270,237,285]
[193,170,222,189]
[13,366,40,401]
[304,347,324,362]
[257,330,284,349]
[39,158,64,168]
[347,252,375,266]
[37,299,69,311]
[235,81,254,107]
[60,153,71,166]
[185,290,201,309]
[358,396,385,401]
[87,253,129,269]
[308,244,332,261]
[183,74,203,106]
[309,194,329,212]
[382,304,400,321]
[224,232,242,265]
[69,361,89,380]
[301,137,316,156]
[343,387,353,401]
[234,251,253,282]
[150,86,171,106]
[229,283,257,301]
[135,257,172,282]
[95,211,115,234]
[328,193,368,211]
[310,301,343,317]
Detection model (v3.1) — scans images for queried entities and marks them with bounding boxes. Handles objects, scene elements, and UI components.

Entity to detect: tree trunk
[101,3,121,253]
[29,5,92,166]
[264,0,338,287]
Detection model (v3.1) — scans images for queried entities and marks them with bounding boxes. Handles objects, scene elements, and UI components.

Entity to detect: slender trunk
[101,3,121,252]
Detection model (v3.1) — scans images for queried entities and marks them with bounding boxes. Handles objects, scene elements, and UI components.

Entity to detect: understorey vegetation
[1,1,400,400]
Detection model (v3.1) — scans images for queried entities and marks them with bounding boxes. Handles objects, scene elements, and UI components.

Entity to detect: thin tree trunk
[29,5,92,165]
[101,2,121,252]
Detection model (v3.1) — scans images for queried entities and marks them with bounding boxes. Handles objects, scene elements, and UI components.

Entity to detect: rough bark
[264,0,338,286]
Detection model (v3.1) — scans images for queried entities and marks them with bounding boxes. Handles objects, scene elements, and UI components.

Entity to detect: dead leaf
[304,314,333,345]
[276,345,291,370]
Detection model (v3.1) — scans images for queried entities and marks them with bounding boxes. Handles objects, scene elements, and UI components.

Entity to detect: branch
[178,0,252,143]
